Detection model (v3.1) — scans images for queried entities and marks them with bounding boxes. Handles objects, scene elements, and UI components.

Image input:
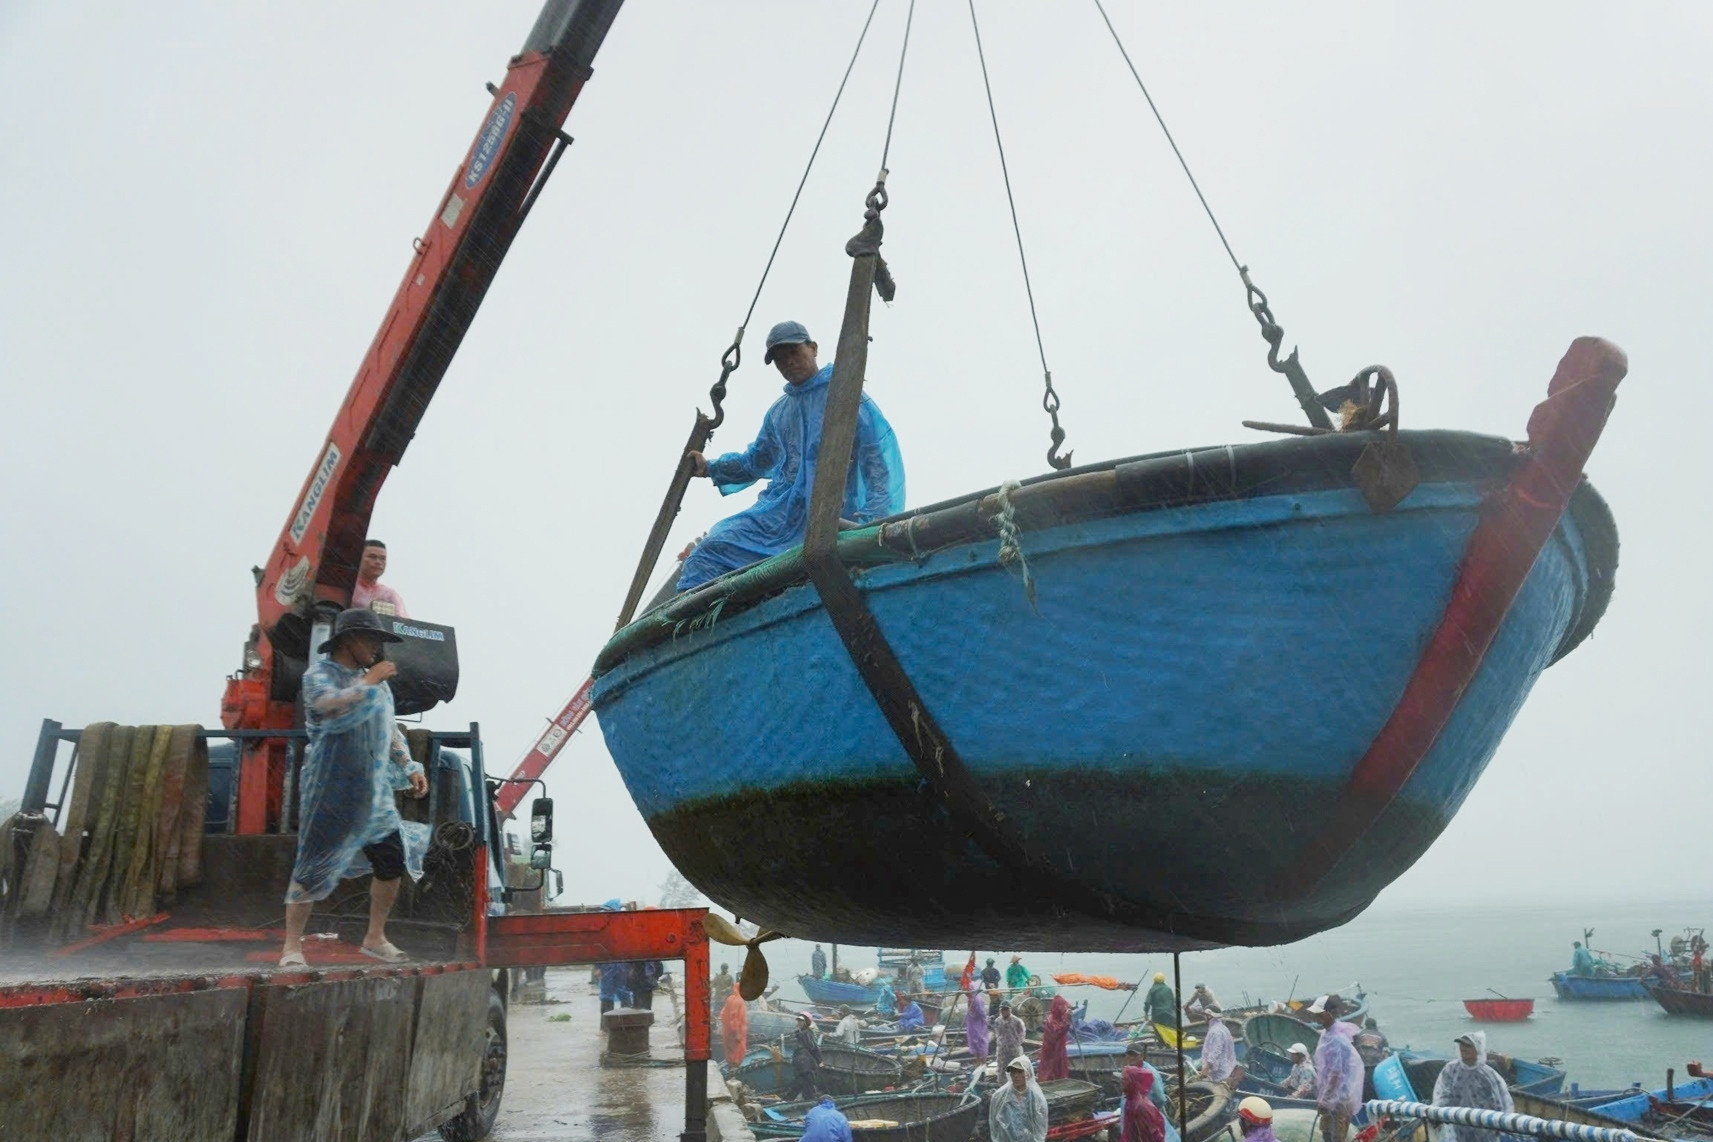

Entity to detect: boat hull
[751,1093,982,1140]
[799,975,883,1007]
[598,424,1618,950]
[1549,972,1650,1001]
[1645,983,1713,1017]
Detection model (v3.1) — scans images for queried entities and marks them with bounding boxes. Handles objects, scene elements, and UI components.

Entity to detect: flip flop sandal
[360,942,408,964]
[278,951,308,968]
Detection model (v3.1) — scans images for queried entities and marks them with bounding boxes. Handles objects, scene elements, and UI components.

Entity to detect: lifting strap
[802,182,1190,941]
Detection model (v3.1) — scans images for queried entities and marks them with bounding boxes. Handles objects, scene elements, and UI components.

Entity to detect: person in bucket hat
[280,607,428,968]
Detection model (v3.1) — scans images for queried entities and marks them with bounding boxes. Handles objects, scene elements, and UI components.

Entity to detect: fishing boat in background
[728,1040,903,1096]
[799,975,886,1008]
[1376,1050,1568,1099]
[1570,1075,1713,1138]
[750,1092,982,1140]
[799,948,953,1007]
[1464,997,1536,1021]
[1645,982,1713,1018]
[1041,1078,1104,1121]
[1549,972,1651,1001]
[1504,1092,1669,1141]
[595,342,1625,951]
[1243,1013,1322,1057]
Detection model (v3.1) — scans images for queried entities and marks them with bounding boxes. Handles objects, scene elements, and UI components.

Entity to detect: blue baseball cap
[764,320,812,364]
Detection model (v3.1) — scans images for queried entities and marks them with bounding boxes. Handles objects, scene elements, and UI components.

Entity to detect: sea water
[761,897,1713,1090]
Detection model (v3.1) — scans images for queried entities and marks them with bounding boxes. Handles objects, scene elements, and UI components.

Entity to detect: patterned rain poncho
[1037,994,1073,1081]
[1199,1018,1238,1085]
[993,1007,1027,1070]
[1314,1021,1366,1118]
[876,980,898,1017]
[965,986,991,1059]
[285,659,427,904]
[1432,1032,1515,1142]
[989,1056,1050,1142]
[677,362,905,590]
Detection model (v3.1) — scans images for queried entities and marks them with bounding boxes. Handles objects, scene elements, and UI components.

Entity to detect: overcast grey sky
[1,1,1707,915]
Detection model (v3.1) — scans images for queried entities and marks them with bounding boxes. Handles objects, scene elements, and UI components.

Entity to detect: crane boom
[222,0,626,834]
[497,678,595,818]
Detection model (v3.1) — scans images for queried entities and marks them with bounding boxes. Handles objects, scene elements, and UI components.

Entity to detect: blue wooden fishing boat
[1549,972,1651,1001]
[594,340,1625,950]
[800,974,888,1008]
[1644,981,1713,1018]
[728,1040,903,1096]
[1377,1049,1567,1100]
[751,1092,982,1141]
[1580,1077,1713,1123]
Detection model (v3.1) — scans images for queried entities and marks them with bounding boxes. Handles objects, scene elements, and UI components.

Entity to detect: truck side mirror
[530,797,553,843]
[552,870,564,898]
[530,846,552,871]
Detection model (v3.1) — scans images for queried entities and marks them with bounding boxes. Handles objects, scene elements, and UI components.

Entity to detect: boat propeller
[703,914,785,1001]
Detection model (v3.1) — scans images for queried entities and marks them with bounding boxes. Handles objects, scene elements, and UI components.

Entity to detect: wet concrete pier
[435,967,733,1142]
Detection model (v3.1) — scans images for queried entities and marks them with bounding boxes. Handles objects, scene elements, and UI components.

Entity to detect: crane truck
[0,3,716,1139]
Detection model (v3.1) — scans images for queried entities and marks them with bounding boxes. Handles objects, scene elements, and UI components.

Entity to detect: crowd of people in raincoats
[710,954,1539,1142]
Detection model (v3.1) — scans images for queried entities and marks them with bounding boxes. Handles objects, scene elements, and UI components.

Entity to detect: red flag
[960,952,977,993]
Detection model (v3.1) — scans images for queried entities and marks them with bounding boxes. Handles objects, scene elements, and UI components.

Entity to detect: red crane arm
[223,0,625,835]
[254,0,623,656]
[496,678,594,818]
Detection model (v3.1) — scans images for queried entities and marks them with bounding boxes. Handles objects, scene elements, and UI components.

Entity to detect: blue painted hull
[595,432,1617,950]
[1548,972,1650,1000]
[1388,1050,1567,1099]
[799,975,882,1007]
[1583,1078,1713,1121]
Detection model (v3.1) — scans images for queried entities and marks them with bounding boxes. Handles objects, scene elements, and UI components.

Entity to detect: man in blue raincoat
[801,1095,853,1142]
[280,608,429,968]
[679,320,905,590]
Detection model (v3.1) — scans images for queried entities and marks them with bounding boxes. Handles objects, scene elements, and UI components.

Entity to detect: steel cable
[968,0,1072,468]
[732,0,885,345]
[878,0,917,174]
[1091,0,1243,274]
[1091,0,1339,429]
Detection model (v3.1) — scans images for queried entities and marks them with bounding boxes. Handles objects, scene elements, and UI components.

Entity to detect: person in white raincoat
[1432,1032,1514,1142]
[1199,1017,1239,1086]
[989,1055,1049,1142]
[1309,996,1364,1142]
[280,608,430,967]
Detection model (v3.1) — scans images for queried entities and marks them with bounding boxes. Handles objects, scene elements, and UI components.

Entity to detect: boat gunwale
[596,428,1615,679]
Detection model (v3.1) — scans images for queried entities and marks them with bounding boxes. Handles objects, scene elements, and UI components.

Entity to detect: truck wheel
[439,990,507,1141]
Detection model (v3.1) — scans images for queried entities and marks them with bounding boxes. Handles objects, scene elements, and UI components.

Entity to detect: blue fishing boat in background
[594,341,1625,950]
[1549,972,1651,1001]
[1577,1076,1713,1124]
[798,975,884,1008]
[1375,1050,1567,1100]
[797,947,952,1007]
